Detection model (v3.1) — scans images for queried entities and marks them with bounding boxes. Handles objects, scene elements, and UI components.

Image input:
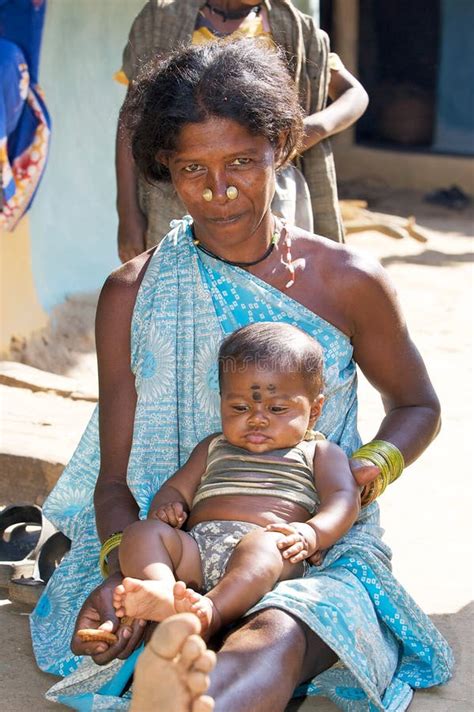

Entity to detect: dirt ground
[1,191,473,710]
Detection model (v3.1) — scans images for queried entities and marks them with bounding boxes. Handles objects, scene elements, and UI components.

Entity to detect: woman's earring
[202,188,213,202]
[226,185,239,201]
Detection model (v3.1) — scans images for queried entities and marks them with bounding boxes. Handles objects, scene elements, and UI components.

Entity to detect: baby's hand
[149,502,187,528]
[265,522,318,564]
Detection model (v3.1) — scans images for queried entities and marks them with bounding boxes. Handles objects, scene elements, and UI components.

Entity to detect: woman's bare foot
[113,577,175,621]
[173,581,222,640]
[130,613,216,712]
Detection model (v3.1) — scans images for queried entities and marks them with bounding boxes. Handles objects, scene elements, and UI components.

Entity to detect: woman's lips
[208,212,244,224]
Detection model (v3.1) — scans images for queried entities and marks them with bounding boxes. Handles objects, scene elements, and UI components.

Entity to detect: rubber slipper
[9,530,71,607]
[0,504,46,587]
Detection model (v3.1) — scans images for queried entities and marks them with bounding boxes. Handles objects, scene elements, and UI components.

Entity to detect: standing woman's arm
[116,112,147,264]
[302,64,369,152]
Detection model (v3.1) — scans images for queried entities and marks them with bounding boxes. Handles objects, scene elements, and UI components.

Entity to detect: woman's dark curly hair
[121,39,304,184]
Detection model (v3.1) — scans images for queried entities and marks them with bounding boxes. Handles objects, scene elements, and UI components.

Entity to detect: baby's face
[220,365,323,453]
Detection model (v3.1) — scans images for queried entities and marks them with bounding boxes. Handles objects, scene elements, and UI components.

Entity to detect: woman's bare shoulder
[96,248,156,327]
[295,229,398,331]
[297,228,384,282]
[100,248,155,300]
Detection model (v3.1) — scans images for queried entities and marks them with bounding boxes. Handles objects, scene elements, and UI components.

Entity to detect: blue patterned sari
[30,218,453,710]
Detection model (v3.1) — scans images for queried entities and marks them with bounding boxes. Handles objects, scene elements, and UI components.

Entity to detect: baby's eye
[232,404,249,413]
[230,157,251,166]
[269,406,288,414]
[183,163,203,173]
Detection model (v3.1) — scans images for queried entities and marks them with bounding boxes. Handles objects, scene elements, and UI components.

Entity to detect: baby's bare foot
[130,613,216,712]
[173,582,221,640]
[113,577,175,621]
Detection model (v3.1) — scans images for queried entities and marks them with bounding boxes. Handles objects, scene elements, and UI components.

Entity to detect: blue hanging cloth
[0,0,51,231]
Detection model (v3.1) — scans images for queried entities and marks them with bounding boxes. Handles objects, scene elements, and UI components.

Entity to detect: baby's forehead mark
[250,384,262,402]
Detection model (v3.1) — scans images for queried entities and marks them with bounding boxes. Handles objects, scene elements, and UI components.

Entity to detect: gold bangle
[99,532,123,578]
[352,440,405,506]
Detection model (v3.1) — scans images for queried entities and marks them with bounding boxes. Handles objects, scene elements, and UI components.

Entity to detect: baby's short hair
[218,322,324,397]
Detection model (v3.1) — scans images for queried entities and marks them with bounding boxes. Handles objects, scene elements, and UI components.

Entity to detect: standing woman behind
[115,0,368,261]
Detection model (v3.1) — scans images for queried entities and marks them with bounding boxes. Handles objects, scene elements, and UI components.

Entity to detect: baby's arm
[147,434,216,528]
[267,441,361,563]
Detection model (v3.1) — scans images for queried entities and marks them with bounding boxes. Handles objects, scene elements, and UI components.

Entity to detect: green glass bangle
[352,440,405,506]
[99,532,123,578]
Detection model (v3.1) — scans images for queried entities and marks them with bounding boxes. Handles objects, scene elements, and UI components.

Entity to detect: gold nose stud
[202,188,213,202]
[226,185,239,201]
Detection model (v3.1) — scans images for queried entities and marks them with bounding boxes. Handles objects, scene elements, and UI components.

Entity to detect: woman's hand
[71,572,146,665]
[149,502,188,528]
[265,521,318,564]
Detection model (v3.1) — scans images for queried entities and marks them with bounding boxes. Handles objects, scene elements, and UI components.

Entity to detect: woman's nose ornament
[226,185,239,201]
[202,188,213,202]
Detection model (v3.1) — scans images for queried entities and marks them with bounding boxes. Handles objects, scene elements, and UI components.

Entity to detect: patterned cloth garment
[187,520,312,592]
[31,217,453,711]
[188,519,261,591]
[192,434,320,514]
[0,0,50,231]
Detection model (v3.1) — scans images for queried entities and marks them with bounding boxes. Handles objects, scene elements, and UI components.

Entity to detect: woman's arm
[71,252,153,663]
[302,64,369,152]
[116,104,147,263]
[347,253,441,469]
[93,252,153,574]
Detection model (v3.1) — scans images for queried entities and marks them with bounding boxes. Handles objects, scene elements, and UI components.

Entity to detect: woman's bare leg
[209,608,337,712]
[131,607,336,712]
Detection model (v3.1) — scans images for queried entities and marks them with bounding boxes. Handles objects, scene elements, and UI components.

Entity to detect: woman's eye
[184,163,203,173]
[230,157,251,166]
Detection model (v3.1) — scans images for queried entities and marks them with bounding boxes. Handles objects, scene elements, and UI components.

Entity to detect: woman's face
[161,116,279,249]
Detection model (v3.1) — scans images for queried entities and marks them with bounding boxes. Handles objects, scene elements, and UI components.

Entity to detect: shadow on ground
[381,249,474,269]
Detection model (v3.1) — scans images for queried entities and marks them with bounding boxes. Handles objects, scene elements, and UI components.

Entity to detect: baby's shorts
[188,520,259,592]
[188,519,310,592]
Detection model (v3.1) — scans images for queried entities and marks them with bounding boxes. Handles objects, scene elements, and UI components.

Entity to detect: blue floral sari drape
[0,0,50,231]
[30,218,453,711]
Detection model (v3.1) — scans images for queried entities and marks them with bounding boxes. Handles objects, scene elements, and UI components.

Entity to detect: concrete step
[0,384,95,505]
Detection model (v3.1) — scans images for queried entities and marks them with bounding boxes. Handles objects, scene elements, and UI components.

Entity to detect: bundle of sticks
[340,200,430,242]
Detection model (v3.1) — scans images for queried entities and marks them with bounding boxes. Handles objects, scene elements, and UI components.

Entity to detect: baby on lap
[113,322,369,639]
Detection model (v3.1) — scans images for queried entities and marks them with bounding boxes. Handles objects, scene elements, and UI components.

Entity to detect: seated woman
[31,40,453,711]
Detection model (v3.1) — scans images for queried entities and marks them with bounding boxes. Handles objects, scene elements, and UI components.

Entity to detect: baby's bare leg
[175,529,303,639]
[113,520,202,621]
